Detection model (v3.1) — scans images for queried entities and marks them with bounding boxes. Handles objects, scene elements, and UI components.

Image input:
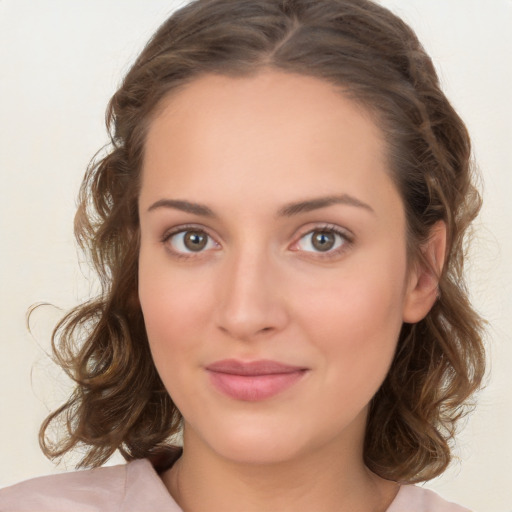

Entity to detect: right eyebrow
[147,199,217,218]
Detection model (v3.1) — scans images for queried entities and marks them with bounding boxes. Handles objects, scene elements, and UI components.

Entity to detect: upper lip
[205,359,307,376]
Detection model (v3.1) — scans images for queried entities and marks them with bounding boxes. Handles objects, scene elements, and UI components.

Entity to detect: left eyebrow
[276,194,375,217]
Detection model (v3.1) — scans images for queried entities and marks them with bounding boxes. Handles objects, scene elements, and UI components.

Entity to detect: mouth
[205,359,309,401]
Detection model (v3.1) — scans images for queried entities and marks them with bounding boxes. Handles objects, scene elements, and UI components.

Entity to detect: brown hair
[39,0,485,483]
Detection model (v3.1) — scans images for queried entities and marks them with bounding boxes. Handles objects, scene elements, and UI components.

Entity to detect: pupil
[184,231,207,251]
[312,231,334,251]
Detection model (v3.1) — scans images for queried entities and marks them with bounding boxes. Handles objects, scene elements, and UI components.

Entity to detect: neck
[160,422,399,512]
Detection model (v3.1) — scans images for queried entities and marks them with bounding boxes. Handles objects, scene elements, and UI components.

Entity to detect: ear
[402,221,447,324]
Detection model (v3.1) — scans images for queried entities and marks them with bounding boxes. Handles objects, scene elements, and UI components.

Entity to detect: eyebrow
[276,194,375,217]
[147,199,216,217]
[147,194,374,217]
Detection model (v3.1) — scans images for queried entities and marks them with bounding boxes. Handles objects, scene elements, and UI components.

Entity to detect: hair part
[39,0,485,483]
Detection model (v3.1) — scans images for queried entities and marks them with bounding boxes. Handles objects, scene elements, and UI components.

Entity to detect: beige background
[0,1,510,510]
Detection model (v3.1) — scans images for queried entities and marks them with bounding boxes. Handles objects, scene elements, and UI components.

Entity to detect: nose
[215,246,289,342]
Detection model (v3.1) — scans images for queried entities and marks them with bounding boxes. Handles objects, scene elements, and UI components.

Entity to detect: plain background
[0,1,511,510]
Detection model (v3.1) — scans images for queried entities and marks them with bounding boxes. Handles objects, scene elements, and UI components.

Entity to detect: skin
[138,70,445,512]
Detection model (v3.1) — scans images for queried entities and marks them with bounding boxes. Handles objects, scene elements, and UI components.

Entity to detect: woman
[0,0,485,510]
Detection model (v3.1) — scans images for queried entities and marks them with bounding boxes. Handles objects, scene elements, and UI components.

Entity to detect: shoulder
[0,460,132,512]
[0,459,180,512]
[388,485,472,512]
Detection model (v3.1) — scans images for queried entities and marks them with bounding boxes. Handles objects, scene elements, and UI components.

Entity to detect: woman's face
[138,70,421,464]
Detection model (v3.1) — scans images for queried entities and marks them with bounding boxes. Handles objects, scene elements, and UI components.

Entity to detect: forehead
[146,70,384,156]
[140,70,400,222]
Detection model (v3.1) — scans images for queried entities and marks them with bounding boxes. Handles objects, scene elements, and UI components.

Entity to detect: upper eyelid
[162,226,220,258]
[288,226,354,261]
[160,223,353,250]
[295,223,354,241]
[161,224,221,253]
[161,222,351,237]
[162,223,216,240]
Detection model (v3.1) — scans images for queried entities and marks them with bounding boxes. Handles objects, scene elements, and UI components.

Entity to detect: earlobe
[402,221,447,324]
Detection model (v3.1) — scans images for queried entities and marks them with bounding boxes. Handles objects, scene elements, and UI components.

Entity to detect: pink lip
[205,359,308,402]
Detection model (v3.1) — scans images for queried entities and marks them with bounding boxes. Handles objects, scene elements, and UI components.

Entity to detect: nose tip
[216,292,286,341]
[214,256,288,342]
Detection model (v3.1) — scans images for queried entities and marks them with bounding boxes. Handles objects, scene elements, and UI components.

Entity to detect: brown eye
[183,231,208,251]
[166,229,216,254]
[294,227,348,255]
[311,231,336,251]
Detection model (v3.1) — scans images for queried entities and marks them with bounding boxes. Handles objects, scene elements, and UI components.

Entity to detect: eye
[294,226,350,255]
[163,228,218,255]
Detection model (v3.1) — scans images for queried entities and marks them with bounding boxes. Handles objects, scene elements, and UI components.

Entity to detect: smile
[205,359,309,401]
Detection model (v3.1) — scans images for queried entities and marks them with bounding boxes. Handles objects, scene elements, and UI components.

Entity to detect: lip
[205,359,308,401]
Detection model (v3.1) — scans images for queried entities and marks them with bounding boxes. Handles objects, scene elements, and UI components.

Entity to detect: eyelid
[295,222,353,240]
[160,222,354,260]
[161,223,221,258]
[290,223,354,257]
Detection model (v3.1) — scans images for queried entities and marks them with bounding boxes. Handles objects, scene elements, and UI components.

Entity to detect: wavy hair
[39,0,485,483]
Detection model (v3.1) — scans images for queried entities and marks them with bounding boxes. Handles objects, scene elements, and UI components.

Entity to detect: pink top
[0,459,471,511]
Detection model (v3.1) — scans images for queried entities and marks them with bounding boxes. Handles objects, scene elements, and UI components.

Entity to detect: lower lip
[207,370,307,401]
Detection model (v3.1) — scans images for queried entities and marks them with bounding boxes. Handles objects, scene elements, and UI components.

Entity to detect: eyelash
[161,223,353,261]
[161,224,218,260]
[292,224,353,259]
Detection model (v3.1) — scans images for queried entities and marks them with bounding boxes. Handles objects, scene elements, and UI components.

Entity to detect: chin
[214,436,306,466]
[186,414,337,467]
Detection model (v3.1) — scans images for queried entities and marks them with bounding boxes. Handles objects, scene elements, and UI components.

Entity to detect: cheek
[138,267,216,416]
[138,252,214,373]
[294,253,407,391]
